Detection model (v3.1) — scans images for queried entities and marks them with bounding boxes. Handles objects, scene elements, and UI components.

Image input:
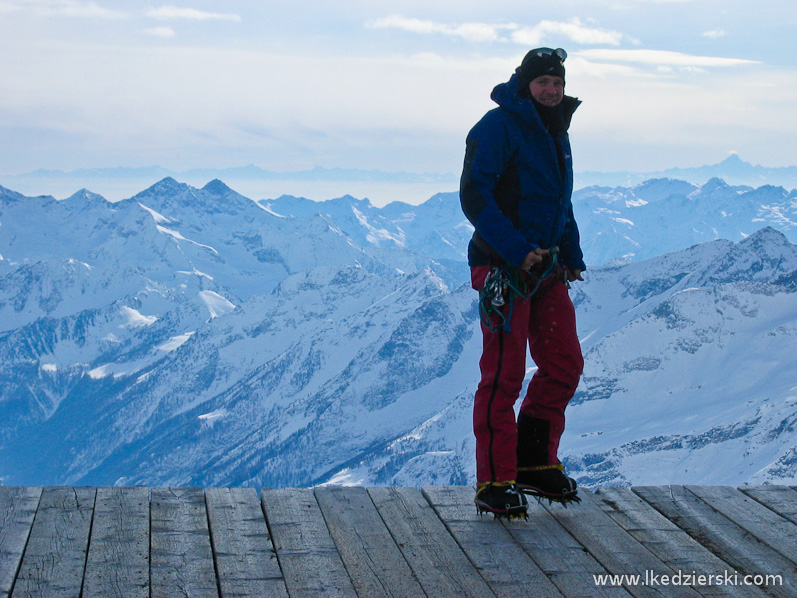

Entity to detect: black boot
[474,483,528,519]
[516,412,580,504]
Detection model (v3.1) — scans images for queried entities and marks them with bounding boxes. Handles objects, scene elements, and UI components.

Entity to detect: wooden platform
[1,485,795,597]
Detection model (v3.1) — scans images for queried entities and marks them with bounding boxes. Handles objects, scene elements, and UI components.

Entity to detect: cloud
[512,18,626,46]
[576,48,759,68]
[368,15,629,47]
[1,0,127,18]
[366,15,515,43]
[702,29,727,39]
[0,2,22,14]
[145,5,241,22]
[142,26,175,39]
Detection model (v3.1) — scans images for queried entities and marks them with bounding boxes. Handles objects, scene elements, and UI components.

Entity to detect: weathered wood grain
[82,486,149,598]
[634,485,797,598]
[314,485,425,598]
[687,485,797,564]
[205,487,288,598]
[11,486,95,598]
[423,485,564,598]
[594,486,768,598]
[3,484,797,598]
[544,490,702,598]
[501,495,633,598]
[261,487,357,598]
[740,485,797,526]
[150,486,219,598]
[367,486,494,598]
[0,487,41,598]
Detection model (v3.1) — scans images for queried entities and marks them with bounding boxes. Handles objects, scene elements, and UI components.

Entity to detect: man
[460,47,586,518]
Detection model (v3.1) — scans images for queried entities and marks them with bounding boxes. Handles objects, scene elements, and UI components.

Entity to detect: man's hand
[521,248,548,272]
[566,268,584,282]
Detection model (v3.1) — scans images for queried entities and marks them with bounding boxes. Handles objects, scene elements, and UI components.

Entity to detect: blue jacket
[460,73,586,272]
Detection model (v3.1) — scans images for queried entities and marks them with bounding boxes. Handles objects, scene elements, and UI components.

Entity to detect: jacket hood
[491,73,581,131]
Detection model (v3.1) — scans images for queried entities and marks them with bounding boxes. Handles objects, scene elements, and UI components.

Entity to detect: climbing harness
[479,247,561,333]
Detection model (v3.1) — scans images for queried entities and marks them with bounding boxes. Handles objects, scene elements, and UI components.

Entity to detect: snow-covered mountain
[575,177,797,265]
[565,227,797,486]
[0,177,795,489]
[261,177,797,268]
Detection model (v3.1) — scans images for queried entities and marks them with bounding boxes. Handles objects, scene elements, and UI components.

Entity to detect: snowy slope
[260,192,473,264]
[1,265,478,487]
[564,228,797,487]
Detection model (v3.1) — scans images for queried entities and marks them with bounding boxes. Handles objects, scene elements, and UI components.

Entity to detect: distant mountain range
[1,175,796,490]
[0,165,458,206]
[578,153,797,189]
[1,154,795,204]
[15,164,455,184]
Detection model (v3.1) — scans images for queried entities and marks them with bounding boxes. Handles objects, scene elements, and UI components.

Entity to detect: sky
[1,1,795,190]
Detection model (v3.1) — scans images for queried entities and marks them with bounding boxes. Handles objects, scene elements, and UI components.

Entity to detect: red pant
[471,265,583,484]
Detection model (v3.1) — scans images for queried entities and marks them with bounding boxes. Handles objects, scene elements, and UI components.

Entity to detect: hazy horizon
[1,0,795,187]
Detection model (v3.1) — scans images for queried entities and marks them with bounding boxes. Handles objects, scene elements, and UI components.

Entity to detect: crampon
[520,485,581,507]
[516,464,581,507]
[474,483,529,520]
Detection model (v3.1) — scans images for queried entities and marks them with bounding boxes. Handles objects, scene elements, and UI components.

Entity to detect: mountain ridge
[578,154,797,189]
[2,154,795,205]
[1,177,795,489]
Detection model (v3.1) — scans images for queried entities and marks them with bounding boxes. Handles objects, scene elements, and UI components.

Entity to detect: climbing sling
[479,247,561,333]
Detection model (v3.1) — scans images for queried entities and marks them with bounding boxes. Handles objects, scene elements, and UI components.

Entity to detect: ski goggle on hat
[529,47,567,62]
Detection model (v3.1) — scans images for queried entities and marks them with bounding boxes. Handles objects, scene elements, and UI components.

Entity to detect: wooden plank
[82,486,149,598]
[314,485,425,598]
[544,489,702,598]
[501,496,633,598]
[740,485,797,526]
[11,486,95,598]
[205,487,289,598]
[686,485,797,565]
[594,487,768,598]
[634,485,797,598]
[261,487,357,598]
[423,485,564,598]
[0,487,42,598]
[367,486,494,598]
[150,487,219,598]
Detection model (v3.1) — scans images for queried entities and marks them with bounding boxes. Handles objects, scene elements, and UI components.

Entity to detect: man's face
[529,75,564,107]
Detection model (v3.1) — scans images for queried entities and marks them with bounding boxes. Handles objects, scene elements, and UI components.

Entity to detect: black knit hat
[516,47,566,92]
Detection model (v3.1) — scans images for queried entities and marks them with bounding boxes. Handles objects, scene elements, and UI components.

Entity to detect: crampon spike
[526,489,581,507]
[475,501,529,520]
